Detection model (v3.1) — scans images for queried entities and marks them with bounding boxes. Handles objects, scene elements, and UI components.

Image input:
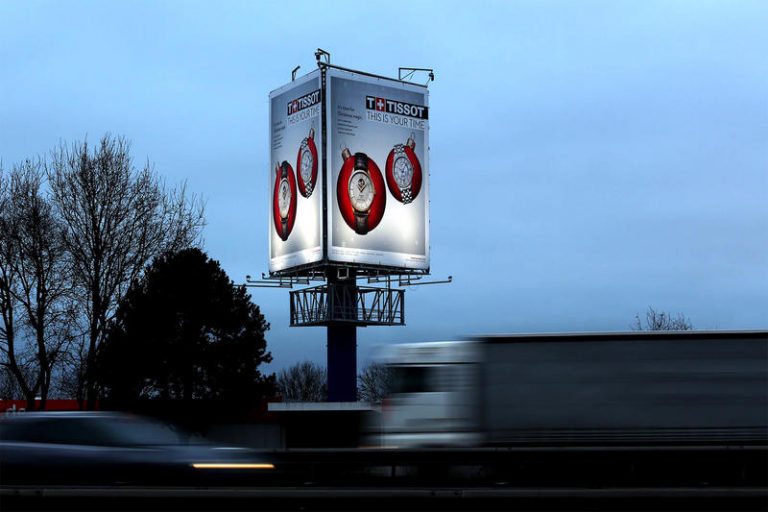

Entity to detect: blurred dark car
[0,412,281,486]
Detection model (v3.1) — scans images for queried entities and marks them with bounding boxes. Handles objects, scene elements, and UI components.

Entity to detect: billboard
[326,68,429,270]
[268,71,323,272]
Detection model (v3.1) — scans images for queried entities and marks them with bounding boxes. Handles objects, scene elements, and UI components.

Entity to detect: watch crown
[309,126,315,139]
[341,147,352,161]
[406,135,416,150]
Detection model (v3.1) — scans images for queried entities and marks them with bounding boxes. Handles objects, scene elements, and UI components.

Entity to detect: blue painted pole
[327,323,357,402]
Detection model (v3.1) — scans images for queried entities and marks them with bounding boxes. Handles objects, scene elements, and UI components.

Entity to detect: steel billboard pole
[325,270,358,401]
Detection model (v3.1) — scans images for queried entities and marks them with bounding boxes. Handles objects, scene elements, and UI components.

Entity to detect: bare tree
[0,365,21,401]
[357,362,392,404]
[0,161,72,409]
[632,306,693,331]
[0,165,23,401]
[54,333,88,403]
[47,134,205,408]
[276,361,327,402]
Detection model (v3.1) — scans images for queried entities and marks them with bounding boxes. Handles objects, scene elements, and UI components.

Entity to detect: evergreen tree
[97,248,273,408]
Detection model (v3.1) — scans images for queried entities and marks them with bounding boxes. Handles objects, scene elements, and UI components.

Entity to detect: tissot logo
[287,89,321,115]
[365,96,428,120]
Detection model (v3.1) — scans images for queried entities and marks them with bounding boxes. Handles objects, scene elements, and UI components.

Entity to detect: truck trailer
[374,331,768,449]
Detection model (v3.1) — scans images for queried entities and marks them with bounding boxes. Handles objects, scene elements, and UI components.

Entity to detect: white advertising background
[268,71,323,272]
[327,69,430,270]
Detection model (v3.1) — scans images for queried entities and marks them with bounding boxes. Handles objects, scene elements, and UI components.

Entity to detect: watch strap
[401,186,413,204]
[355,211,369,235]
[355,152,368,172]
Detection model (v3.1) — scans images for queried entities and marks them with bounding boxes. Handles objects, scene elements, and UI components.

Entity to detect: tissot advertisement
[326,69,430,270]
[268,71,323,272]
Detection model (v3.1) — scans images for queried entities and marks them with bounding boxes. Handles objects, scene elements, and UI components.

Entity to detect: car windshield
[101,416,187,445]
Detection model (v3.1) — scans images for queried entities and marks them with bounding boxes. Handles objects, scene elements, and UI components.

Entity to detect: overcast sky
[1,0,766,372]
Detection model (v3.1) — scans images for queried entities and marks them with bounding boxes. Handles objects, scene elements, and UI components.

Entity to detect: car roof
[0,411,132,421]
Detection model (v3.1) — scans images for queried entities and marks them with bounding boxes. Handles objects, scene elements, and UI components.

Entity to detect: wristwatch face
[348,170,374,212]
[300,146,313,183]
[278,178,291,218]
[393,155,413,189]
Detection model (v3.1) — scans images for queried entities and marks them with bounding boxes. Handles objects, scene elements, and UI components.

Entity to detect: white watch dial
[394,155,413,189]
[348,170,374,212]
[300,146,313,183]
[278,178,291,218]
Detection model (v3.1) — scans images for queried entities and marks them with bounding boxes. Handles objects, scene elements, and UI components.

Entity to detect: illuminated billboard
[268,71,323,272]
[268,67,429,274]
[326,68,429,270]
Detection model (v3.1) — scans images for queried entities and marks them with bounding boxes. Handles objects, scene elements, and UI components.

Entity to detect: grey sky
[1,0,766,371]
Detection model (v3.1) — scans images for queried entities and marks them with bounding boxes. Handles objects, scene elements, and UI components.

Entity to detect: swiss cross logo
[290,100,299,114]
[375,97,386,111]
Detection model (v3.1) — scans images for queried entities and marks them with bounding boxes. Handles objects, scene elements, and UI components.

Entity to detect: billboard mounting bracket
[243,274,309,289]
[398,67,435,85]
[366,274,452,287]
[315,48,331,65]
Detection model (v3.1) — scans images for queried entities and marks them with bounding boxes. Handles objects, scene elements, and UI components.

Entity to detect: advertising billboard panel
[326,68,430,270]
[268,71,324,272]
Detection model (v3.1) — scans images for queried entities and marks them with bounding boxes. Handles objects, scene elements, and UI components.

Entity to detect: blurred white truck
[372,331,768,448]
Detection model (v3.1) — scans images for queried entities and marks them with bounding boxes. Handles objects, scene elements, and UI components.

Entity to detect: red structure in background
[1,399,92,412]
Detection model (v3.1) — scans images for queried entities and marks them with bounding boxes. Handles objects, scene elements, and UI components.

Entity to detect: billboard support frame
[317,61,429,89]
